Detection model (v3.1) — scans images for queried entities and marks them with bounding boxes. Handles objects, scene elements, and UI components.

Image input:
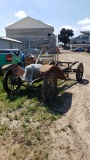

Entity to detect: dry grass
[0,74,70,159]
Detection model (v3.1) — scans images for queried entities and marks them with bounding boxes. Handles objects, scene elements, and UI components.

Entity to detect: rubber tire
[76,63,84,81]
[3,70,20,94]
[41,72,57,102]
[49,60,55,65]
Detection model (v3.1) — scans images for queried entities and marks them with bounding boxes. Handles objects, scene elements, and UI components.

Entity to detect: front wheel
[41,72,57,102]
[3,70,20,94]
[76,63,84,81]
[49,60,55,65]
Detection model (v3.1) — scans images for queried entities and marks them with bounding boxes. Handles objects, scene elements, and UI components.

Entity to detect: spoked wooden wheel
[41,72,57,102]
[3,70,20,94]
[76,63,84,81]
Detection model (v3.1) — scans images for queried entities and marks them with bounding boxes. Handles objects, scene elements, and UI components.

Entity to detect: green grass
[0,73,73,159]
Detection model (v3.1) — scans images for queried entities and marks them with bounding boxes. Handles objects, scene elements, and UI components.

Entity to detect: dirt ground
[48,49,90,160]
[1,49,90,160]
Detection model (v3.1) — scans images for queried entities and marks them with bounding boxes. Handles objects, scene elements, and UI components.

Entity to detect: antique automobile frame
[1,45,84,102]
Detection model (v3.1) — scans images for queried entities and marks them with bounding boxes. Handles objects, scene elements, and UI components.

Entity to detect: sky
[0,0,90,37]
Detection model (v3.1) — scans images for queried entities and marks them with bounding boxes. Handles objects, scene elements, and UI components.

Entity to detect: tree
[58,28,74,46]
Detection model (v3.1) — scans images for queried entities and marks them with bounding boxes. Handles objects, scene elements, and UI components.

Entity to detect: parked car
[86,47,90,53]
[0,49,23,69]
[75,47,84,52]
[70,47,84,52]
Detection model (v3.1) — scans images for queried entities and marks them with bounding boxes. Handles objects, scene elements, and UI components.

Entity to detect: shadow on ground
[7,78,89,116]
[78,79,89,85]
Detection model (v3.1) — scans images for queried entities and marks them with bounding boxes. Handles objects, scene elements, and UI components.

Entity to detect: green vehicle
[0,49,23,69]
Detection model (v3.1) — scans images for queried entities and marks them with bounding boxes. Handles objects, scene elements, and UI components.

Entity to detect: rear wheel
[3,70,20,94]
[41,72,57,102]
[76,63,84,81]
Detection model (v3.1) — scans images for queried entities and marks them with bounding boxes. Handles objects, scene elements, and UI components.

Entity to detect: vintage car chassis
[2,59,84,102]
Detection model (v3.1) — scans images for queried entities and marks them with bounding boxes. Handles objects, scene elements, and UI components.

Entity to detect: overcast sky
[0,0,90,37]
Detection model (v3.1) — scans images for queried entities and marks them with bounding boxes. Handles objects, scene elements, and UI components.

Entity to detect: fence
[0,35,59,53]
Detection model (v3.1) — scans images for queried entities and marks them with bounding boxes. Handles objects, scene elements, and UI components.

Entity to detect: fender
[39,64,66,80]
[2,64,25,77]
